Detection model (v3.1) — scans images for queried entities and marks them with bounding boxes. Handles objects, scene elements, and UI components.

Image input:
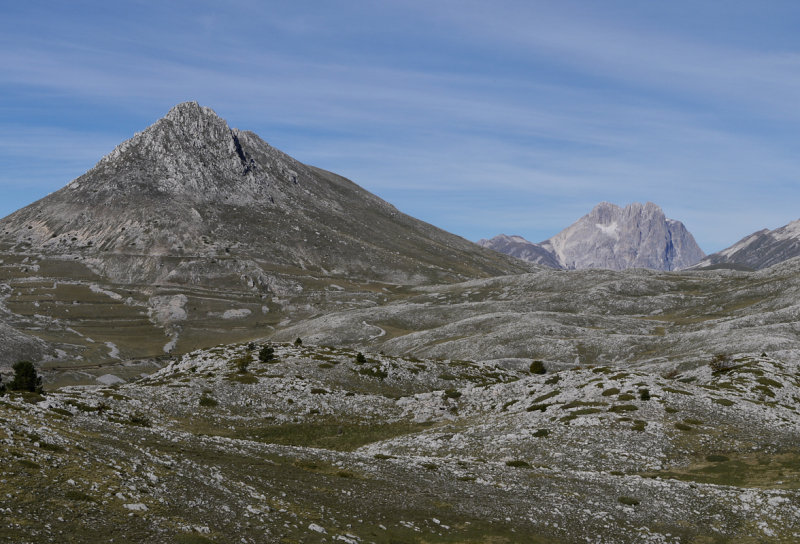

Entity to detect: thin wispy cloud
[1,1,799,252]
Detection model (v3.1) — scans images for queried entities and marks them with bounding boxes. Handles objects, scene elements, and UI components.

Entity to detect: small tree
[259,345,275,363]
[294,337,303,346]
[0,374,5,396]
[9,361,43,393]
[639,388,650,401]
[355,352,367,365]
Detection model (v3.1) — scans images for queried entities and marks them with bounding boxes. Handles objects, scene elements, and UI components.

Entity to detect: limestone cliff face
[0,102,530,285]
[480,202,705,271]
[693,218,800,271]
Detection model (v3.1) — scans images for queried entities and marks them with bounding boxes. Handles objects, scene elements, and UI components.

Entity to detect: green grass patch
[64,489,95,502]
[662,387,692,396]
[530,390,560,403]
[18,459,39,469]
[175,535,216,544]
[227,374,258,385]
[642,452,800,489]
[229,421,433,451]
[608,404,638,413]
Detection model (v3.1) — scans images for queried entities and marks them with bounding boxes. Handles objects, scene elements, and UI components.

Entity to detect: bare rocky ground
[2,342,800,543]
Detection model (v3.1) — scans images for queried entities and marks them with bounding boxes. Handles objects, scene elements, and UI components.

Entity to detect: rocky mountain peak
[0,101,529,287]
[481,202,705,271]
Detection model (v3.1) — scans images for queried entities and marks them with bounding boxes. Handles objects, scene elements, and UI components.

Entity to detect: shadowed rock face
[693,218,800,271]
[0,101,529,286]
[480,202,705,271]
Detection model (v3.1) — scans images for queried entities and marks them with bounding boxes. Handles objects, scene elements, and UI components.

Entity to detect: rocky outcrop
[481,202,705,271]
[692,218,800,271]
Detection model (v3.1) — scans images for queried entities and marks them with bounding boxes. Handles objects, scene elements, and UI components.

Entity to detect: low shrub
[529,361,546,374]
[443,388,462,400]
[199,395,218,407]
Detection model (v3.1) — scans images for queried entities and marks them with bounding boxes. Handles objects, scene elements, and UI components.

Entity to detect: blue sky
[2,1,800,252]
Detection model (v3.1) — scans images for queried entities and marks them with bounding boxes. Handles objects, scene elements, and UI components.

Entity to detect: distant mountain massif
[691,219,800,271]
[479,202,706,271]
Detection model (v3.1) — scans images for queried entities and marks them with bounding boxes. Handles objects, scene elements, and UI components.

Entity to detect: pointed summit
[0,102,528,286]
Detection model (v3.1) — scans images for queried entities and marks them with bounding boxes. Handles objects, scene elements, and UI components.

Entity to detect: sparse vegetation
[710,354,736,373]
[443,388,462,400]
[233,356,251,373]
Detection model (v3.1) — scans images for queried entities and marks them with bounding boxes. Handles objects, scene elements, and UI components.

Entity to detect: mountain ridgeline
[0,102,529,286]
[692,219,800,271]
[479,202,706,271]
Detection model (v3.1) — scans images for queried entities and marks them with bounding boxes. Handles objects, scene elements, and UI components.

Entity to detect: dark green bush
[443,388,462,400]
[199,395,218,407]
[355,352,367,365]
[294,337,303,346]
[618,496,639,506]
[505,459,530,468]
[529,361,546,374]
[258,345,275,363]
[639,388,650,401]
